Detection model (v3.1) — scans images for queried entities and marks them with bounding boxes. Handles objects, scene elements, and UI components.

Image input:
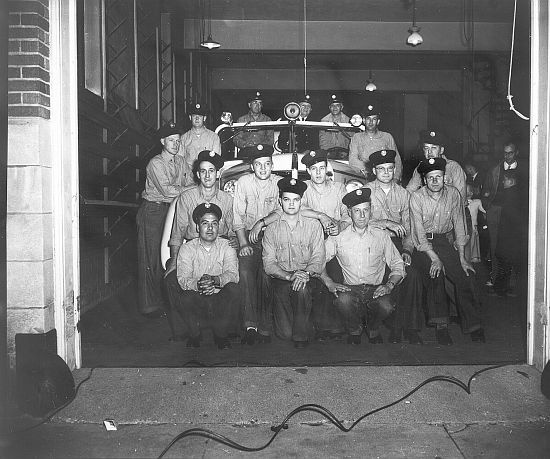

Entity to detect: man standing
[406,130,467,200]
[234,91,274,150]
[179,103,221,187]
[321,188,405,345]
[166,203,240,349]
[366,150,424,344]
[319,94,351,152]
[482,141,525,285]
[233,144,281,344]
[137,122,189,318]
[262,177,325,348]
[409,158,484,345]
[348,104,403,182]
[279,94,319,153]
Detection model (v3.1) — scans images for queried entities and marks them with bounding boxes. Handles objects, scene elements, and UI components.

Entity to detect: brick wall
[8,0,50,119]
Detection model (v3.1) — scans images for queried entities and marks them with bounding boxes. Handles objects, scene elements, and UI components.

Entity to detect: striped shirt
[319,113,350,150]
[348,131,403,181]
[262,212,325,276]
[176,237,239,292]
[169,186,234,247]
[406,157,467,200]
[178,128,221,187]
[142,151,187,203]
[303,180,351,224]
[409,185,468,252]
[325,225,405,286]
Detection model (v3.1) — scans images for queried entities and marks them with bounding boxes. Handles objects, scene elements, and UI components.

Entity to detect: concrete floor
[2,364,550,458]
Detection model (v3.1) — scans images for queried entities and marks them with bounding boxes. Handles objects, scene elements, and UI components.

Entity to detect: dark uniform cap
[243,144,274,161]
[192,202,222,224]
[418,157,447,176]
[370,149,397,167]
[277,177,307,197]
[301,149,328,168]
[329,94,343,105]
[189,102,208,116]
[157,122,181,140]
[300,94,312,105]
[342,187,371,208]
[363,104,380,116]
[197,150,224,170]
[249,91,263,103]
[420,129,445,146]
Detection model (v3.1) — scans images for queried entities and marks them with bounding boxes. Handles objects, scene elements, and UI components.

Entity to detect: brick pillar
[7,0,54,368]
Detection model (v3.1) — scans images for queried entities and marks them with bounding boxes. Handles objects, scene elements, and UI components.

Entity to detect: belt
[144,200,170,207]
[425,232,449,240]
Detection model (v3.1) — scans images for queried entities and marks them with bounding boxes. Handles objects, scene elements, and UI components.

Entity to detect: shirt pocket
[264,196,276,211]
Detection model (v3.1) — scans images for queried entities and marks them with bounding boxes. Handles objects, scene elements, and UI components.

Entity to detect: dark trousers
[166,279,240,340]
[238,241,272,335]
[334,284,395,337]
[412,236,481,333]
[164,271,190,339]
[136,200,168,314]
[486,205,502,277]
[390,238,424,331]
[312,258,344,333]
[271,278,313,342]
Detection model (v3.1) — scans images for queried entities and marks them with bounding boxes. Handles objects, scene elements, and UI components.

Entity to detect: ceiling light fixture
[200,0,221,49]
[365,70,377,92]
[406,0,423,46]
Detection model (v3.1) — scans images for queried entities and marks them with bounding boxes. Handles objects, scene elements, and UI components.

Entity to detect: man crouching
[320,188,405,345]
[168,203,240,349]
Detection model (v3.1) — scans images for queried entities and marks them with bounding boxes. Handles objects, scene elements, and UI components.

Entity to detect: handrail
[82,199,139,208]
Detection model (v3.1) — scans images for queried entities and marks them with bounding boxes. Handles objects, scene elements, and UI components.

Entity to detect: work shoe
[294,341,309,349]
[347,335,361,345]
[215,337,231,350]
[388,328,402,344]
[470,328,486,343]
[406,330,424,345]
[368,334,384,344]
[186,336,200,348]
[241,328,258,346]
[435,328,453,346]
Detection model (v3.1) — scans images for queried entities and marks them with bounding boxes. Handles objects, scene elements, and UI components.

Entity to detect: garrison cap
[277,177,307,197]
[189,102,208,116]
[157,122,181,140]
[418,157,447,176]
[249,91,263,103]
[363,104,380,116]
[370,149,396,167]
[342,188,371,208]
[420,129,445,147]
[243,144,274,162]
[329,94,343,105]
[192,202,222,224]
[301,149,328,168]
[196,150,224,170]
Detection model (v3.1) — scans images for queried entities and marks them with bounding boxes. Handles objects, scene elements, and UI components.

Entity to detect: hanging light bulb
[201,34,221,49]
[200,0,221,49]
[365,70,377,92]
[406,0,423,47]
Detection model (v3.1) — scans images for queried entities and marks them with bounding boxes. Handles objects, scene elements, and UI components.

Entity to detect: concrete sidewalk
[2,364,550,458]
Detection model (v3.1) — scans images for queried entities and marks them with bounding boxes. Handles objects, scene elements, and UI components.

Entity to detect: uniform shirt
[262,212,325,276]
[348,131,403,181]
[234,113,274,148]
[232,173,282,232]
[178,128,221,187]
[169,186,234,247]
[409,185,468,252]
[176,237,239,292]
[406,157,467,200]
[319,113,351,150]
[142,151,187,203]
[325,225,405,286]
[303,180,351,224]
[366,180,413,253]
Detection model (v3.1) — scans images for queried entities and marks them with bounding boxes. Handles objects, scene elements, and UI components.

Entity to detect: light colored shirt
[169,187,234,246]
[176,237,239,292]
[409,185,469,252]
[178,128,221,187]
[325,225,405,286]
[262,212,325,276]
[232,173,282,232]
[366,180,413,253]
[234,113,274,148]
[142,151,187,203]
[348,131,403,181]
[406,157,467,200]
[303,180,350,224]
[319,112,350,150]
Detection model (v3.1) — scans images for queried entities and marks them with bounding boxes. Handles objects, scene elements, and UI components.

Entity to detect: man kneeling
[320,188,405,345]
[167,202,240,349]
